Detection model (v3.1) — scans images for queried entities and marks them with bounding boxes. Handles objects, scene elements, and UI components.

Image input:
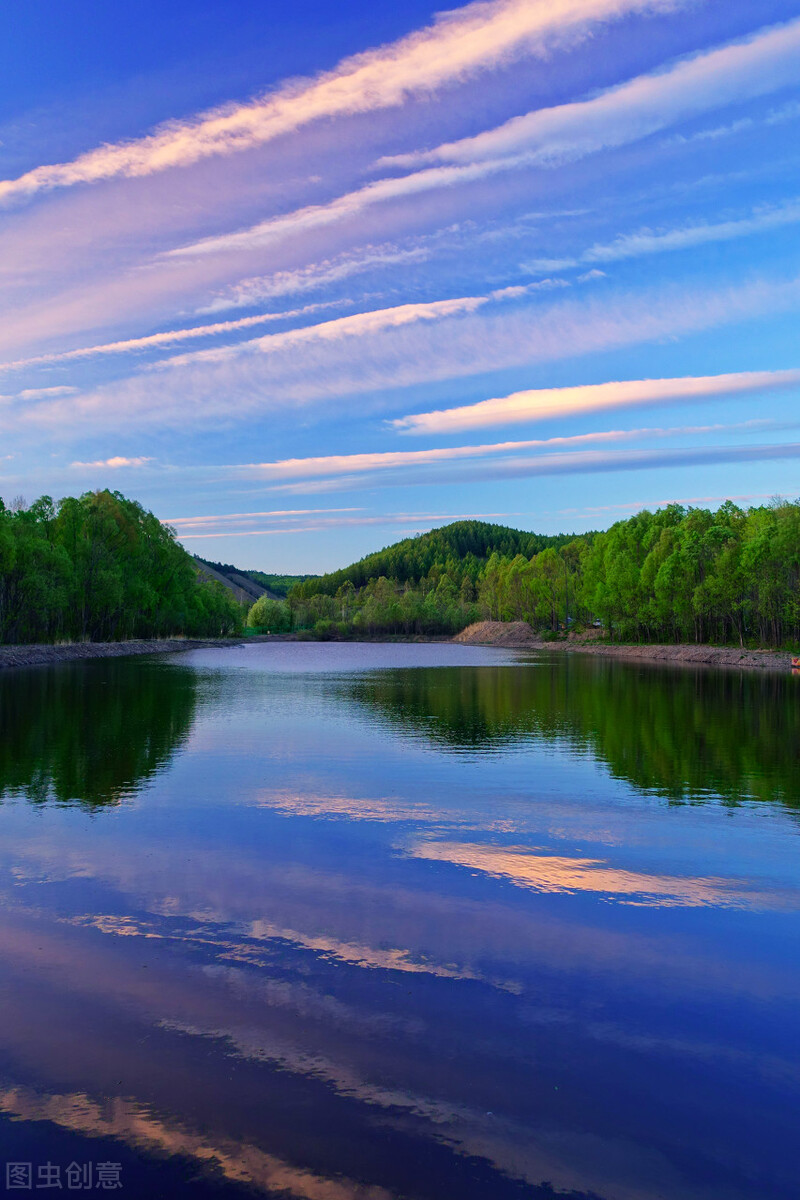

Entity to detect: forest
[0,490,243,643]
[248,502,800,648]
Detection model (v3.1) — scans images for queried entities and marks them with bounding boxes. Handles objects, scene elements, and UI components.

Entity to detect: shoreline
[1,631,795,674]
[453,621,794,672]
[0,638,243,671]
[545,640,793,672]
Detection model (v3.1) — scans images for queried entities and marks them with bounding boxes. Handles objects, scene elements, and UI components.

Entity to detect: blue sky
[1,0,799,572]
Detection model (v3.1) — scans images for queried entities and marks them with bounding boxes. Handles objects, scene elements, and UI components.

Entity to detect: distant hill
[243,570,319,598]
[291,520,576,599]
[193,558,269,605]
[194,558,317,602]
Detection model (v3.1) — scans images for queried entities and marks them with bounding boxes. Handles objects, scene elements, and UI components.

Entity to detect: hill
[245,519,587,638]
[250,501,800,649]
[194,558,316,600]
[193,558,270,605]
[291,520,575,600]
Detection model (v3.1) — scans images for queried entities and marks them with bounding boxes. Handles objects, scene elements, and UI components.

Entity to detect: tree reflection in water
[341,656,800,807]
[0,658,197,808]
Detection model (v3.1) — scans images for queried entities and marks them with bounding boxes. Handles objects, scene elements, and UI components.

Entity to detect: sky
[1,0,799,573]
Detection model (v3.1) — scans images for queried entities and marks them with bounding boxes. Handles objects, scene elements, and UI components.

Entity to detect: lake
[0,642,798,1199]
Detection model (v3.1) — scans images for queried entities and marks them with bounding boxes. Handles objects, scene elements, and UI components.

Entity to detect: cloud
[70,456,153,469]
[0,300,348,373]
[523,196,800,275]
[198,244,434,314]
[165,507,362,526]
[0,0,677,206]
[469,441,800,486]
[393,368,800,434]
[387,18,800,170]
[663,96,800,147]
[166,18,800,261]
[170,510,534,538]
[230,419,769,483]
[154,294,502,370]
[270,440,800,495]
[0,385,79,402]
[164,160,535,258]
[11,270,800,438]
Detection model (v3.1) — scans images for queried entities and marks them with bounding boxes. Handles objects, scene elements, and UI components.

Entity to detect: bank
[453,621,794,672]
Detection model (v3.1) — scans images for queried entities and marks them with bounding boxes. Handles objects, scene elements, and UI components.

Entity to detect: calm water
[0,642,798,1200]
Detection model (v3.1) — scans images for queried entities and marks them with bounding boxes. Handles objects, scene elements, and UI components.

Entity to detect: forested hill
[247,501,800,648]
[291,520,577,599]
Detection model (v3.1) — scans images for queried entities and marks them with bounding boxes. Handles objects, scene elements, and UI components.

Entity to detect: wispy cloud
[523,197,800,275]
[0,385,79,402]
[269,440,800,495]
[663,96,800,147]
[11,270,800,437]
[171,510,553,538]
[387,18,800,170]
[393,369,800,434]
[164,160,537,259]
[198,245,433,314]
[152,289,537,371]
[0,0,675,206]
[70,456,153,469]
[231,419,770,483]
[165,507,362,527]
[166,19,800,261]
[0,300,348,373]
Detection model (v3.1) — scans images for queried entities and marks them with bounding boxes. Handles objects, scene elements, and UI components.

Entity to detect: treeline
[583,499,800,646]
[0,490,243,644]
[247,503,800,647]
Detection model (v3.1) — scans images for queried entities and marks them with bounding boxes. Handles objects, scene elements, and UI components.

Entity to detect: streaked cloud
[9,270,800,439]
[171,18,800,262]
[266,439,800,497]
[0,300,348,373]
[0,0,676,207]
[664,96,800,147]
[165,507,363,527]
[199,244,434,314]
[154,286,569,375]
[393,369,800,434]
[388,18,800,170]
[0,385,78,402]
[173,510,534,538]
[232,419,770,483]
[159,295,492,369]
[523,197,800,275]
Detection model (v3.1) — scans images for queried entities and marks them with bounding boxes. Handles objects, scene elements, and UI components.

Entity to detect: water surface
[0,642,798,1199]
